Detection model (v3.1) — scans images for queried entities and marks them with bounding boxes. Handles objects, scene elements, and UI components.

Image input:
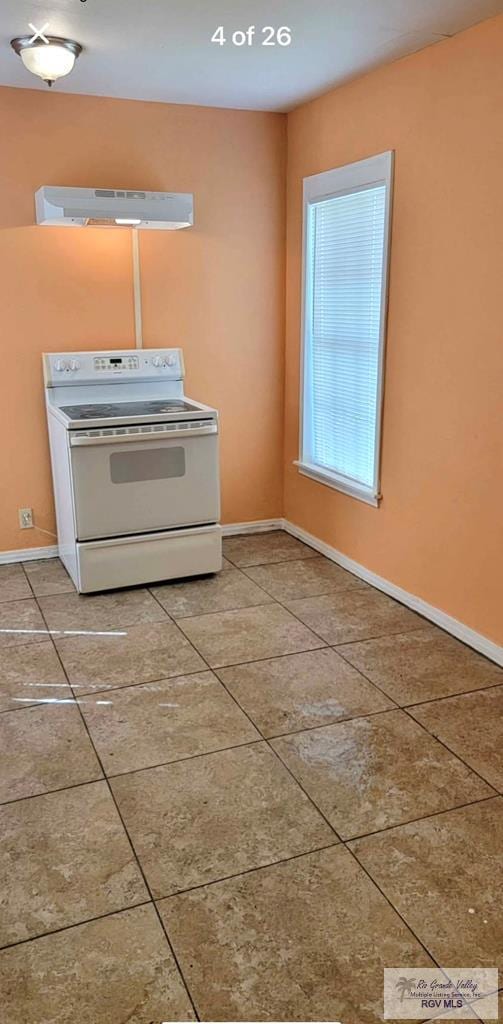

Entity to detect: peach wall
[0,87,286,551]
[285,15,503,644]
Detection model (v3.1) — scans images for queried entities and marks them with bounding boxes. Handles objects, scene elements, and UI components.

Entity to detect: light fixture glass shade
[20,43,76,82]
[11,36,82,86]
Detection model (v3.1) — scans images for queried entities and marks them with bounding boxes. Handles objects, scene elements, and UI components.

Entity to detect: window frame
[296,150,394,507]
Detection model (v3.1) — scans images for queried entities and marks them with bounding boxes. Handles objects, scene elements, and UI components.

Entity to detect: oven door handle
[69,424,218,446]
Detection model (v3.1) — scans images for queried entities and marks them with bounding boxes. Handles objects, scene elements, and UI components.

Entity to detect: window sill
[294,461,380,507]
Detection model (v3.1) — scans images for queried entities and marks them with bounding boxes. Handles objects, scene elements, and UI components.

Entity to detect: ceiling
[1,0,502,112]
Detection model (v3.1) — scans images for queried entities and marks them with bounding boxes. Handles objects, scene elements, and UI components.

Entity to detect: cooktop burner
[61,400,196,420]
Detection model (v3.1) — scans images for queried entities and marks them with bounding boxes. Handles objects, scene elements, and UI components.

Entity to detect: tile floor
[0,530,501,1023]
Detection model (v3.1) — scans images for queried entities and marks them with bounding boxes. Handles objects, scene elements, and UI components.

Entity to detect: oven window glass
[110,446,186,484]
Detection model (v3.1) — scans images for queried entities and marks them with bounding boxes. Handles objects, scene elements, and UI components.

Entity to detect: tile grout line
[8,547,497,1017]
[147,586,367,913]
[20,565,201,1024]
[3,665,501,716]
[341,838,489,1022]
[397,676,503,709]
[185,549,502,987]
[145,583,344,1006]
[18,551,503,821]
[0,603,488,1016]
[276,537,491,659]
[15,557,501,823]
[157,840,342,901]
[332,637,502,700]
[222,539,439,643]
[150,566,368,852]
[5,630,501,712]
[170,591,428,647]
[2,714,498,831]
[241,563,430,654]
[256,724,499,976]
[238,574,369,602]
[169,571,459,979]
[219,567,465,772]
[0,901,154,955]
[334,643,501,794]
[155,554,346,676]
[235,702,399,740]
[342,792,501,843]
[152,598,276,621]
[224,540,464,650]
[7,541,499,663]
[400,705,500,795]
[220,549,321,570]
[98,703,399,780]
[0,774,104,808]
[94,737,264,782]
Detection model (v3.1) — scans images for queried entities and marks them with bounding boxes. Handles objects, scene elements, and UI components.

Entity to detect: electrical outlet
[19,508,33,529]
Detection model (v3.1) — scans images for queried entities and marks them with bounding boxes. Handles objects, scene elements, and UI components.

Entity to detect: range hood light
[10,36,82,87]
[35,186,194,230]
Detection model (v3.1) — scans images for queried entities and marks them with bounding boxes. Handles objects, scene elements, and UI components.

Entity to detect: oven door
[69,420,219,541]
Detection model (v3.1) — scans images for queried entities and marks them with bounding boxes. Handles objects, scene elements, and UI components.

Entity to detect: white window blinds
[298,152,393,505]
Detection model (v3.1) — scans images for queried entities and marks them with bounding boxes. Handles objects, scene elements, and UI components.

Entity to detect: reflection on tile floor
[217,647,395,737]
[0,641,70,711]
[81,671,259,775]
[55,619,205,693]
[0,531,501,1022]
[272,710,494,838]
[39,587,167,633]
[0,598,47,648]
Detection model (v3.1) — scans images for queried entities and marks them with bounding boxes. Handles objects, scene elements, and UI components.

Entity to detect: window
[297,151,393,506]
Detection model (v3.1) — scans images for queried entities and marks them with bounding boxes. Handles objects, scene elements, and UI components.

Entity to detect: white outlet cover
[19,508,33,528]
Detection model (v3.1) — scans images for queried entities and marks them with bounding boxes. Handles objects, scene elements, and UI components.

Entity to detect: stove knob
[55,359,67,372]
[69,359,81,372]
[166,355,176,367]
[152,356,163,368]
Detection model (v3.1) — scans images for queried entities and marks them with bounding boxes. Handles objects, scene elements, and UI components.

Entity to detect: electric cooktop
[61,399,197,420]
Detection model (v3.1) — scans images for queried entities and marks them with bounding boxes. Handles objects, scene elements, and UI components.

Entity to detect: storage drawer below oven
[76,525,222,593]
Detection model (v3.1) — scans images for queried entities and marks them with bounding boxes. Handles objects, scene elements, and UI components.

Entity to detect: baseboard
[283,519,503,667]
[1,523,284,561]
[4,520,499,668]
[0,545,59,565]
[221,518,285,537]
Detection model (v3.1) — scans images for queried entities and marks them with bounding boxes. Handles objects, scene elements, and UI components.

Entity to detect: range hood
[35,186,193,229]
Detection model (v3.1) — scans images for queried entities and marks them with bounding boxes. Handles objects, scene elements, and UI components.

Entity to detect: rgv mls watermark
[384,968,498,1019]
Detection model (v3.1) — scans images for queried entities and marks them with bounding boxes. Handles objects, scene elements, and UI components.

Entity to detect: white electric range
[44,348,221,593]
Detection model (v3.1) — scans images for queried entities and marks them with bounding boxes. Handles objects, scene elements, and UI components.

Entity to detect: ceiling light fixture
[10,36,82,87]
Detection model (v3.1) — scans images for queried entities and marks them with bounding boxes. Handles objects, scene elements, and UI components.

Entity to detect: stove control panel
[94,355,140,372]
[44,349,184,386]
